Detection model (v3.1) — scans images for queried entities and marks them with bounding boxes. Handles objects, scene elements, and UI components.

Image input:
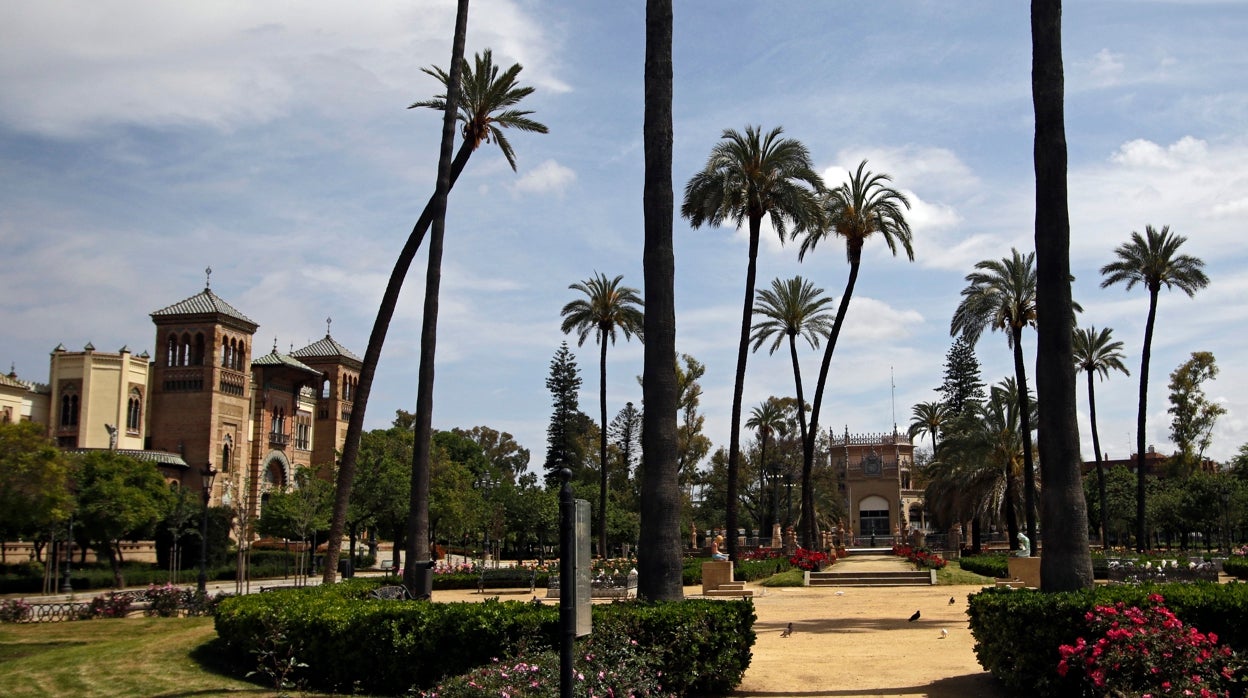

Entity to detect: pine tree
[938,335,986,418]
[609,401,643,479]
[544,341,585,485]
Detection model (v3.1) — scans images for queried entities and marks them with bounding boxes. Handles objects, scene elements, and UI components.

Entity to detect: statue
[1014,532,1031,557]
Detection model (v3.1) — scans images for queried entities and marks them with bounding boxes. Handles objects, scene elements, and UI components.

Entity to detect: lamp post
[60,516,73,593]
[197,464,218,594]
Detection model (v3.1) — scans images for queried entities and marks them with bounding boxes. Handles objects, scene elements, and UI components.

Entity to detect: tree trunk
[1011,330,1038,552]
[1135,289,1159,552]
[726,218,762,561]
[804,253,861,548]
[638,0,682,601]
[404,0,469,599]
[1032,0,1093,590]
[788,335,809,449]
[598,329,609,558]
[1088,369,1108,548]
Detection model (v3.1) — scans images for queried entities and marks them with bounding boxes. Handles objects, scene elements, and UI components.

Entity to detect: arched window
[221,434,233,473]
[221,338,230,367]
[59,386,79,427]
[167,334,178,367]
[126,388,142,432]
[858,495,891,538]
[193,333,205,366]
[179,333,192,366]
[321,376,331,399]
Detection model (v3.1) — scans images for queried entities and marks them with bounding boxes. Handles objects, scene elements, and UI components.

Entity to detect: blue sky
[2,1,1246,471]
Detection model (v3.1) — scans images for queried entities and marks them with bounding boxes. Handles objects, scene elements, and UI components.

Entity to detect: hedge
[214,578,755,696]
[1223,555,1248,580]
[956,554,1009,579]
[967,582,1248,697]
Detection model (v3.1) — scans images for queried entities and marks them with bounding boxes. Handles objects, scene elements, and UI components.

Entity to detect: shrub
[0,598,32,623]
[759,569,806,587]
[144,583,184,617]
[736,556,791,581]
[1222,552,1248,580]
[85,592,133,619]
[958,554,1009,578]
[789,548,831,571]
[893,544,947,570]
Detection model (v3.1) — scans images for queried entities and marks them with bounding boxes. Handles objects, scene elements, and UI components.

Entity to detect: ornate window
[321,376,331,399]
[59,385,79,427]
[126,388,142,432]
[221,434,233,473]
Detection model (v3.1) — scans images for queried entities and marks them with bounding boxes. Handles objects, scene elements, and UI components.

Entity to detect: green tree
[355,424,413,568]
[452,426,531,480]
[0,422,73,552]
[675,353,712,482]
[544,341,587,485]
[609,402,643,481]
[908,401,949,455]
[938,335,986,417]
[324,42,549,583]
[74,451,172,588]
[746,398,788,534]
[639,0,682,600]
[1074,325,1129,547]
[257,466,334,583]
[1101,223,1209,551]
[682,125,824,559]
[561,272,644,558]
[796,159,914,547]
[1167,351,1225,475]
[951,248,1039,554]
[751,275,834,453]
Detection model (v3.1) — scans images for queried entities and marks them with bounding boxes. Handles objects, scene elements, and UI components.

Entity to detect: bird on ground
[780,622,793,638]
[835,591,845,596]
[949,596,956,605]
[908,610,921,622]
[940,629,949,639]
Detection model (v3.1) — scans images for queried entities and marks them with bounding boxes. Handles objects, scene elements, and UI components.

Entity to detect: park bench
[546,570,638,599]
[378,559,396,572]
[478,566,536,593]
[369,584,411,600]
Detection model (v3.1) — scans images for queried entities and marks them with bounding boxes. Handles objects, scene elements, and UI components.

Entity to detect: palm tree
[746,398,788,534]
[750,276,834,450]
[323,47,549,583]
[560,272,644,559]
[950,248,1039,554]
[638,0,682,601]
[1100,224,1208,552]
[682,125,824,560]
[796,160,913,547]
[908,401,949,455]
[1073,326,1129,548]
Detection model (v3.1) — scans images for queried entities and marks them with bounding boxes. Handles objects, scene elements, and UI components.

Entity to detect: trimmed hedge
[214,578,755,696]
[957,554,1009,579]
[967,582,1248,697]
[1223,555,1248,580]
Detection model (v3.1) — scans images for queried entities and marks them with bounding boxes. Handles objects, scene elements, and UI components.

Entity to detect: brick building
[831,427,923,544]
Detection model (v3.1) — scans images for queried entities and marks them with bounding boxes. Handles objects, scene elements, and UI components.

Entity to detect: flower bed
[789,548,832,572]
[892,544,947,570]
[1105,558,1219,584]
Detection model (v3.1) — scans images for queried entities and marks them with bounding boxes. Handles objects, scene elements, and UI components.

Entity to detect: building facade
[832,427,923,543]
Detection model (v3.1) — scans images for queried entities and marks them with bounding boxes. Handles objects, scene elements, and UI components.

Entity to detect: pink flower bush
[788,548,831,571]
[1056,594,1238,697]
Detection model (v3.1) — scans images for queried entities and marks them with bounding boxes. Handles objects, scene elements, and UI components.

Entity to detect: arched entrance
[858,495,891,540]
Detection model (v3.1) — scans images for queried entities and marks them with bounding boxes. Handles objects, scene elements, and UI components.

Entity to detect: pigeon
[908,610,921,622]
[780,622,793,638]
[949,596,956,605]
[940,629,949,639]
[835,591,845,596]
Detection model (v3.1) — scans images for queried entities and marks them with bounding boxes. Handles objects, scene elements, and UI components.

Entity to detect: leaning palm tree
[796,160,913,547]
[1073,326,1129,548]
[950,248,1039,554]
[682,125,824,560]
[746,398,788,534]
[560,272,644,559]
[1100,224,1208,552]
[908,401,949,455]
[322,48,549,583]
[750,276,834,450]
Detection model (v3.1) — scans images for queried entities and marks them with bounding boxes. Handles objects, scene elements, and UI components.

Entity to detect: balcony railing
[269,432,288,447]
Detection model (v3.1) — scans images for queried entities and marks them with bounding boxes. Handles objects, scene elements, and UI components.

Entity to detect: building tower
[291,319,362,472]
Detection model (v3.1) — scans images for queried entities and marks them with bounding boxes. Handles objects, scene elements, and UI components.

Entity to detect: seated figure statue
[1013,532,1031,557]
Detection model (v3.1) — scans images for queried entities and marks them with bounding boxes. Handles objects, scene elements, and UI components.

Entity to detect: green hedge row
[214,579,755,696]
[678,556,791,586]
[957,554,1009,578]
[1223,555,1248,579]
[967,582,1248,697]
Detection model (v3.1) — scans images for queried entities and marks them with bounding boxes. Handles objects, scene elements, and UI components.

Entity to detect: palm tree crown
[681,125,825,236]
[1073,326,1129,382]
[798,159,914,264]
[560,273,645,347]
[1099,224,1208,296]
[410,49,549,171]
[908,400,949,455]
[750,276,835,355]
[951,248,1036,346]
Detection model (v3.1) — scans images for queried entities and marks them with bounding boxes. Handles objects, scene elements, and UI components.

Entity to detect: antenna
[205,266,212,289]
[890,366,896,432]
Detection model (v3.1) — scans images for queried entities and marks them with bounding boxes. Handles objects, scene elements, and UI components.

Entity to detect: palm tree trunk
[726,217,762,561]
[1136,289,1159,552]
[1088,369,1108,547]
[788,335,809,448]
[1033,0,1093,590]
[1010,330,1038,554]
[1003,464,1021,549]
[404,0,468,598]
[638,0,681,601]
[804,252,861,548]
[758,432,769,535]
[598,329,609,559]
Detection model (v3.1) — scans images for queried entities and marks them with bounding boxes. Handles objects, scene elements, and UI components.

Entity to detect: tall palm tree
[746,398,788,534]
[1073,326,1129,548]
[908,401,949,455]
[796,160,913,547]
[1100,224,1208,552]
[950,248,1039,554]
[682,125,824,560]
[323,47,549,583]
[560,272,644,559]
[639,0,681,601]
[750,275,834,450]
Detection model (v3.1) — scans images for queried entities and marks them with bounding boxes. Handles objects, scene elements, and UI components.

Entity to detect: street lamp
[60,516,73,594]
[197,464,218,594]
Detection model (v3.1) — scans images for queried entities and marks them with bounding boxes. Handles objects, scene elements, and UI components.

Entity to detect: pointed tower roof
[292,334,362,365]
[151,287,258,333]
[251,348,321,376]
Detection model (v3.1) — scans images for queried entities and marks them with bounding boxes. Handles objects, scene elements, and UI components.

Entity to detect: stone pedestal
[701,561,734,595]
[771,523,782,548]
[1007,556,1041,588]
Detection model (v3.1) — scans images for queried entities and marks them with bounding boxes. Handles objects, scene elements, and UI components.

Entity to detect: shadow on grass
[156,636,270,697]
[0,640,87,663]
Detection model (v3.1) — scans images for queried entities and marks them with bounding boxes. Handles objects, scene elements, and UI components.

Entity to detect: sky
[2,1,1246,474]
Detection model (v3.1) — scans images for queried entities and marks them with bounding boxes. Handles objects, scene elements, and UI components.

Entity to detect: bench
[369,585,411,600]
[379,559,396,572]
[478,567,536,593]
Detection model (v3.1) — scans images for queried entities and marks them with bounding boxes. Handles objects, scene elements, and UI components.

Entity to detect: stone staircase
[807,569,935,587]
[700,560,755,598]
[705,580,755,598]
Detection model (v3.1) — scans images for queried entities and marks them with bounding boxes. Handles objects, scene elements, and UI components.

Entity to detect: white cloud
[512,159,576,196]
[1085,48,1126,87]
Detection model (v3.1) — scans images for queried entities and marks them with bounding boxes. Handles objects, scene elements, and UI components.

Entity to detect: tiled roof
[292,334,362,363]
[0,373,24,389]
[151,288,257,328]
[65,449,188,469]
[251,350,322,376]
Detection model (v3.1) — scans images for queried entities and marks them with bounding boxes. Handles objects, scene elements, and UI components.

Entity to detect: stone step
[716,582,748,591]
[706,588,755,597]
[808,570,934,587]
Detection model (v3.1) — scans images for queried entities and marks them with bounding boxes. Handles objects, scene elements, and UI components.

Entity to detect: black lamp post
[197,464,218,594]
[60,516,73,593]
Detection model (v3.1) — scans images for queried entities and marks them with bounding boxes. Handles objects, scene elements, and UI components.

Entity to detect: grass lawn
[0,617,282,697]
[936,560,997,586]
